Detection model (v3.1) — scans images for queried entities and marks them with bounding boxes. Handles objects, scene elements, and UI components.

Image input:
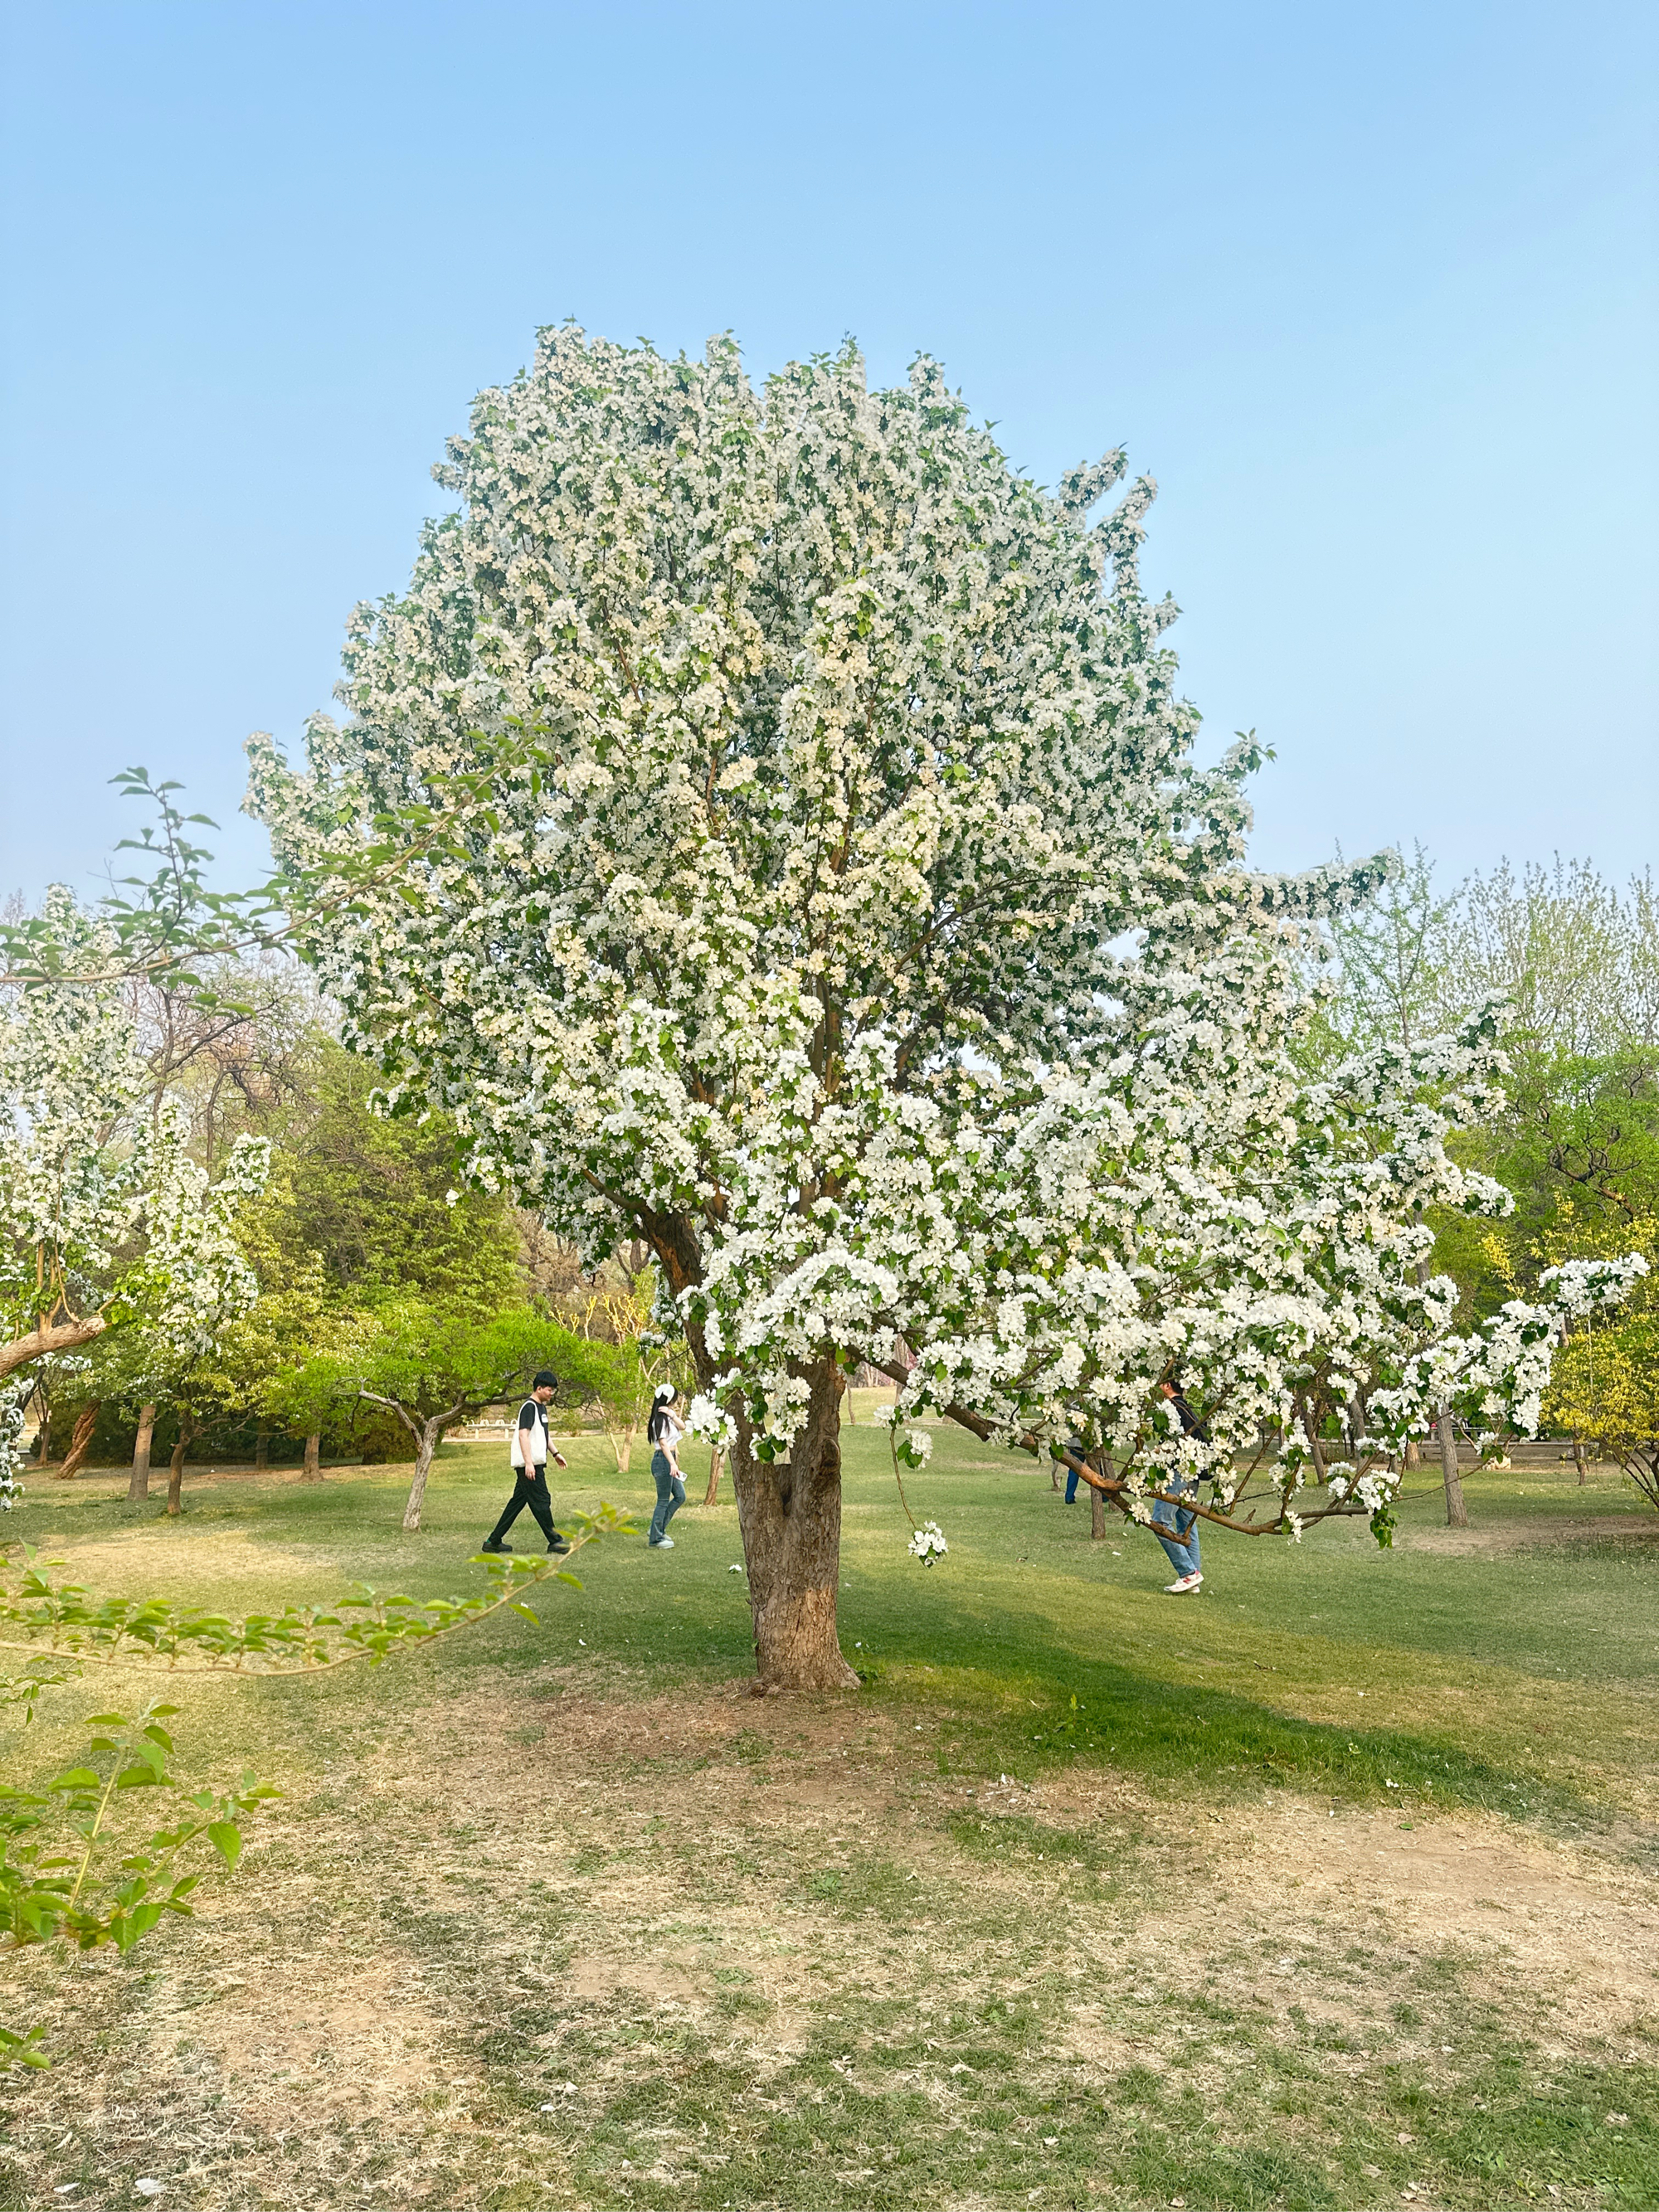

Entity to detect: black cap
[533,1370,559,1389]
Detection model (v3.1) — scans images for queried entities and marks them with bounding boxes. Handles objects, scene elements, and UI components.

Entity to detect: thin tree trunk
[301,1431,322,1480]
[608,1421,635,1475]
[128,1404,156,1502]
[32,1390,52,1466]
[703,1442,722,1507]
[734,1359,858,1690]
[54,1402,101,1480]
[1573,1432,1587,1485]
[1438,1404,1467,1528]
[255,1422,270,1471]
[401,1418,443,1531]
[167,1415,197,1517]
[1090,1478,1107,1542]
[1404,1437,1421,1470]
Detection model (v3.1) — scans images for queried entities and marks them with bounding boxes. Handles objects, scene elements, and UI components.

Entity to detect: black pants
[488,1467,561,1549]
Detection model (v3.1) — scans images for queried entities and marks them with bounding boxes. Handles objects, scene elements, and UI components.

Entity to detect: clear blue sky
[2,0,1653,902]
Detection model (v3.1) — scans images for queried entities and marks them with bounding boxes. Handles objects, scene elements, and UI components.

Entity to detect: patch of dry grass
[4,1670,1658,2210]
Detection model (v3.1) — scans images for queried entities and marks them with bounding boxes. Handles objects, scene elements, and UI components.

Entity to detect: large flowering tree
[0,892,270,1505]
[250,329,1631,1687]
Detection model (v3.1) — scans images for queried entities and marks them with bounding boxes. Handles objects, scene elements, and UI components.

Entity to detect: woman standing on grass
[647,1385,686,1550]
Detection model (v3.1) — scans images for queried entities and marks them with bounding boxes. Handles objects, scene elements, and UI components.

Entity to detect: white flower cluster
[247,330,1637,1550]
[0,1378,27,1509]
[0,890,270,1492]
[907,1521,949,1565]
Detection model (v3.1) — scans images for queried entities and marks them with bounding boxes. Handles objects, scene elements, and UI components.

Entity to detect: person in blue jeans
[646,1386,686,1550]
[1151,1377,1207,1594]
[1059,1432,1092,1505]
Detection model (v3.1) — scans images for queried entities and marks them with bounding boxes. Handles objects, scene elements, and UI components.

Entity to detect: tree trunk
[1090,1478,1108,1542]
[703,1443,722,1508]
[734,1359,859,1690]
[608,1422,635,1475]
[1573,1432,1587,1485]
[301,1431,322,1481]
[128,1404,156,1502]
[1404,1437,1421,1470]
[167,1415,197,1517]
[54,1402,101,1480]
[32,1390,52,1466]
[255,1422,270,1471]
[401,1419,443,1531]
[1438,1404,1467,1528]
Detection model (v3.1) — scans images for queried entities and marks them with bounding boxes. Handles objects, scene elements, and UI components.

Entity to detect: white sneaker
[651,1536,674,1549]
[1163,1571,1202,1593]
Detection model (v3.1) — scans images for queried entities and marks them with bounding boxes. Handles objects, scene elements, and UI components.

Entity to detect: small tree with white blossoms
[251,328,1632,1688]
[0,892,269,1506]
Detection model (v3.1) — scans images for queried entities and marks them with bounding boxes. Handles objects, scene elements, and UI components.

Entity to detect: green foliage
[0,1699,278,2066]
[350,1300,602,1427]
[250,1038,518,1310]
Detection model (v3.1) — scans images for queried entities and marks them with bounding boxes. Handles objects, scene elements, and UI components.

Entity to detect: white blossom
[907,1521,949,1565]
[0,890,270,1497]
[245,330,1637,1572]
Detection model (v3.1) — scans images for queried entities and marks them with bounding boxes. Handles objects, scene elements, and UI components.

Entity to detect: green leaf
[206,1821,243,1870]
[48,1769,100,1791]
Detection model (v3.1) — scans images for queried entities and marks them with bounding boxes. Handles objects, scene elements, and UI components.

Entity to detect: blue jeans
[1152,1475,1200,1578]
[649,1451,684,1545]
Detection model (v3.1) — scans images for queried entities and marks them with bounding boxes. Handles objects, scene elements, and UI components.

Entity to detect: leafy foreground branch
[1,1703,277,2070]
[0,1514,629,2067]
[0,1510,628,1673]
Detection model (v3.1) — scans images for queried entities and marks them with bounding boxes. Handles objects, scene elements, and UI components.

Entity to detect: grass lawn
[1,1410,1656,2210]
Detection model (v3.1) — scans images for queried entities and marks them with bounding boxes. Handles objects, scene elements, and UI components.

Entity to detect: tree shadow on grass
[864,1600,1617,1835]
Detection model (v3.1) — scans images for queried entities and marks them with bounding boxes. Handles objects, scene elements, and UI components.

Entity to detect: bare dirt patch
[1403,1512,1659,1557]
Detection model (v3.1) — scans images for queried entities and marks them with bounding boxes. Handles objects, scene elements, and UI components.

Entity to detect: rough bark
[1404,1437,1421,1470]
[401,1418,444,1532]
[0,1313,108,1382]
[733,1359,858,1690]
[128,1404,156,1502]
[54,1402,101,1480]
[301,1431,322,1481]
[167,1415,197,1517]
[255,1422,270,1471]
[703,1443,722,1508]
[643,1207,854,1689]
[1438,1404,1468,1528]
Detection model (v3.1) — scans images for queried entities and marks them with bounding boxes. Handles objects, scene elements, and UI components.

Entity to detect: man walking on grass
[480,1370,570,1555]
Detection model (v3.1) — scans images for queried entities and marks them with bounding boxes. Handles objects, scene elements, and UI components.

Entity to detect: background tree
[339,1301,604,1530]
[0,894,268,1506]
